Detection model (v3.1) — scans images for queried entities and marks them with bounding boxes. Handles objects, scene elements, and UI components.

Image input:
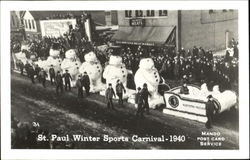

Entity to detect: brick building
[112,10,238,51]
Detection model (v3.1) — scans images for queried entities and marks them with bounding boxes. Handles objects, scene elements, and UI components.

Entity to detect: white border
[1,1,249,159]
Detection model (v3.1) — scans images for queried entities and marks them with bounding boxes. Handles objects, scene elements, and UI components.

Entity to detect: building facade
[112,10,238,51]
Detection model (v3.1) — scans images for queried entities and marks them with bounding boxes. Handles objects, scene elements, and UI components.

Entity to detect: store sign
[129,18,145,27]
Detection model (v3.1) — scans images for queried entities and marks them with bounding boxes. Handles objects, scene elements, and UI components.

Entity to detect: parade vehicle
[163,84,237,123]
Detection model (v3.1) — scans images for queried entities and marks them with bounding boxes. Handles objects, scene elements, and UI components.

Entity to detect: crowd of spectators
[11,19,239,92]
[116,39,238,91]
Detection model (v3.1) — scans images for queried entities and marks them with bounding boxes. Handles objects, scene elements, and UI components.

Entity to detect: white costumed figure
[79,51,105,93]
[61,49,81,86]
[14,44,29,65]
[36,48,62,74]
[103,55,129,98]
[134,58,165,108]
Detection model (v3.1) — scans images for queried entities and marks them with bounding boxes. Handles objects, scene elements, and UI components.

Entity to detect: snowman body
[134,58,164,108]
[61,49,81,86]
[79,52,105,93]
[41,49,62,74]
[103,55,129,98]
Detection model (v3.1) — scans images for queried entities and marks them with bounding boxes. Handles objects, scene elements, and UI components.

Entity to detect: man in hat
[205,95,216,129]
[75,75,83,98]
[115,79,126,106]
[49,65,56,85]
[81,72,90,96]
[63,70,72,91]
[135,87,144,117]
[141,83,151,114]
[55,71,63,94]
[39,68,47,88]
[105,83,116,110]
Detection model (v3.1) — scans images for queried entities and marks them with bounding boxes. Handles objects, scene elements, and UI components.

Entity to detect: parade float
[60,49,82,86]
[129,58,165,108]
[163,84,237,123]
[35,48,62,74]
[101,55,135,98]
[79,51,105,93]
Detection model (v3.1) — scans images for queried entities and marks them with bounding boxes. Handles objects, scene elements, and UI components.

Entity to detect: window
[159,10,168,16]
[31,20,35,29]
[11,15,15,26]
[146,10,155,17]
[135,10,143,17]
[24,19,28,28]
[28,19,31,29]
[125,10,132,17]
[209,10,214,14]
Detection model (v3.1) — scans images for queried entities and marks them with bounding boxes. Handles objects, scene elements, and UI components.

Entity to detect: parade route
[11,72,239,149]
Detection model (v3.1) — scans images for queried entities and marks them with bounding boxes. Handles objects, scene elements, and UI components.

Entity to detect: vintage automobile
[163,84,237,123]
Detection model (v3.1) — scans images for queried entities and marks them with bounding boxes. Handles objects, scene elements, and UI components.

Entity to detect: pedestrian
[29,65,35,84]
[141,83,151,114]
[205,95,216,129]
[75,75,83,98]
[18,60,24,75]
[34,64,41,82]
[105,83,116,110]
[24,61,31,78]
[49,65,56,85]
[55,71,63,94]
[81,72,90,96]
[115,79,126,106]
[135,87,144,117]
[39,68,47,88]
[63,70,72,91]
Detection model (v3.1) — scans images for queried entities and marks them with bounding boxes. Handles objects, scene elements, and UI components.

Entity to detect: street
[11,72,239,149]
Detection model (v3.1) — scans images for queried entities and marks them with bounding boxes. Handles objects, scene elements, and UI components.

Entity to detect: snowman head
[139,58,155,70]
[84,51,98,62]
[65,49,76,59]
[49,49,60,58]
[109,55,123,66]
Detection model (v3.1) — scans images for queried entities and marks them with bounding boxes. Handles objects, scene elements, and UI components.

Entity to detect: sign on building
[40,19,76,38]
[129,18,145,27]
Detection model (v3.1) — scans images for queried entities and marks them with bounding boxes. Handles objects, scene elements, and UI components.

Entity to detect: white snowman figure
[134,58,164,108]
[38,48,62,74]
[79,51,105,93]
[103,55,129,98]
[14,44,29,65]
[61,49,81,86]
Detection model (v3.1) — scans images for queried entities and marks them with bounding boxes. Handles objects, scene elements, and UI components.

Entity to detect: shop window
[146,10,155,17]
[159,10,168,16]
[209,10,214,14]
[125,10,132,17]
[135,10,143,17]
[32,20,35,29]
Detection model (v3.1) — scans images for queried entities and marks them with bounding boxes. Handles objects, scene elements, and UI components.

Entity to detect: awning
[111,26,176,46]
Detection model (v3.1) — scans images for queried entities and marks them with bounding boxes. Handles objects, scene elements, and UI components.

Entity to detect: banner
[40,19,76,38]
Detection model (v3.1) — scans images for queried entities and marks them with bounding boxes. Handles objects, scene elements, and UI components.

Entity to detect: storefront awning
[111,26,176,46]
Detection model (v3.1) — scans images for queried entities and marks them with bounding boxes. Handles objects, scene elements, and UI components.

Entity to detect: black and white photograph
[1,0,249,159]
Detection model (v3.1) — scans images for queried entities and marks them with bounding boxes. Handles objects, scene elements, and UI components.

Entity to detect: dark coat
[63,73,72,82]
[81,75,90,87]
[105,88,115,99]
